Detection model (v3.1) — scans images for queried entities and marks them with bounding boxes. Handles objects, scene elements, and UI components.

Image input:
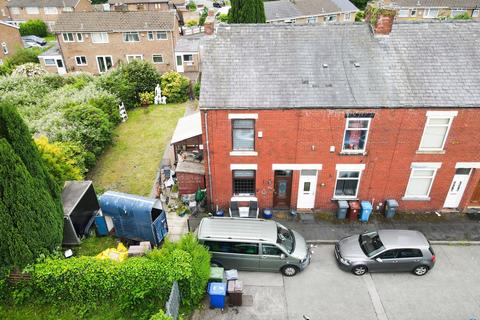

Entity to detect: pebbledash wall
[201,107,480,212]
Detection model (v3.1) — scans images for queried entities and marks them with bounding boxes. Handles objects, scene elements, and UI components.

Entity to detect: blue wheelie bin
[359,201,373,222]
[208,282,227,309]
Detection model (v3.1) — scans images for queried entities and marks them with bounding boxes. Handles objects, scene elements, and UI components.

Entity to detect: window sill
[230,151,258,156]
[231,195,257,202]
[416,150,446,155]
[332,197,358,201]
[402,196,431,201]
[339,151,367,156]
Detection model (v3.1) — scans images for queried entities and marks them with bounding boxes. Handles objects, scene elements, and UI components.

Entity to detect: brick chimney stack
[365,2,397,36]
[204,15,215,35]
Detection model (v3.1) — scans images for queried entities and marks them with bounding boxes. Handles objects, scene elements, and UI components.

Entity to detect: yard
[88,103,189,196]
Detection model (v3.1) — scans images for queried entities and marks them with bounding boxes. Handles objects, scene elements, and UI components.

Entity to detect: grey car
[335,230,436,276]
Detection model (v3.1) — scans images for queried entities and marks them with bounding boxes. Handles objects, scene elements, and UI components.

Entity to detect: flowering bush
[160,71,190,103]
[139,91,155,106]
[11,63,47,77]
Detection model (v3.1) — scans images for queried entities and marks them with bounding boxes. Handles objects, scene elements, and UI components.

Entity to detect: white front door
[56,58,66,75]
[443,168,472,208]
[176,55,184,72]
[297,169,318,209]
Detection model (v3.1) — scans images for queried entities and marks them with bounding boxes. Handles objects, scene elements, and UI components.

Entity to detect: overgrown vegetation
[218,13,229,23]
[199,7,209,26]
[19,19,48,37]
[0,102,63,270]
[186,1,197,11]
[3,234,210,319]
[229,0,266,23]
[160,71,190,103]
[452,12,472,20]
[0,47,42,76]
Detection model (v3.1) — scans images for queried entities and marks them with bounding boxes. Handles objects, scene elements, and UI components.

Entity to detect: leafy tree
[19,19,48,37]
[0,102,63,269]
[350,0,369,10]
[355,10,365,21]
[199,7,209,26]
[160,71,190,103]
[186,0,197,11]
[35,136,84,186]
[229,0,266,23]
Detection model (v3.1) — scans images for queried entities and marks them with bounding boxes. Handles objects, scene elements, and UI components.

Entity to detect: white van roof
[197,217,278,243]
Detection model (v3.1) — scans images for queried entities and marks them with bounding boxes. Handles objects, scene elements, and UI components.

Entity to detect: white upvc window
[156,31,167,40]
[333,164,365,199]
[152,54,164,64]
[345,13,351,20]
[123,32,140,42]
[147,31,154,40]
[473,9,479,17]
[62,32,74,42]
[325,15,337,22]
[398,9,409,17]
[44,7,58,15]
[44,58,56,65]
[91,32,109,43]
[410,8,417,16]
[76,33,84,42]
[63,7,74,12]
[342,118,371,153]
[418,111,457,151]
[10,7,20,14]
[423,8,439,18]
[96,55,113,73]
[126,54,143,62]
[2,42,8,55]
[404,163,442,200]
[451,8,467,17]
[25,7,39,14]
[307,16,317,24]
[75,56,87,66]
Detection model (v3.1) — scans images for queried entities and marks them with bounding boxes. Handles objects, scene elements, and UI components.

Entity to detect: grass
[87,103,187,196]
[44,34,56,42]
[65,235,118,257]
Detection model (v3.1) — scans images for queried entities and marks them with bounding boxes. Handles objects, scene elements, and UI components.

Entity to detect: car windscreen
[359,231,385,257]
[277,224,295,254]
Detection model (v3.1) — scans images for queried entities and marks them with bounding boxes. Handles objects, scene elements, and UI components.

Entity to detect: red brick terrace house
[198,18,480,214]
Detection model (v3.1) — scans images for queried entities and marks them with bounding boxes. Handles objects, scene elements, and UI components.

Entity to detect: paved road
[193,245,480,320]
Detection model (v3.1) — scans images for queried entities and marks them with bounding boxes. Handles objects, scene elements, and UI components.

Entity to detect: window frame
[307,16,317,24]
[341,117,371,154]
[75,55,87,66]
[404,166,439,200]
[123,32,140,42]
[44,58,56,66]
[147,31,154,41]
[450,8,467,17]
[91,32,109,44]
[126,54,143,62]
[44,6,58,15]
[152,54,164,64]
[76,33,84,42]
[62,32,75,42]
[423,8,439,18]
[325,15,337,22]
[334,170,362,199]
[398,9,409,17]
[62,6,74,12]
[96,55,113,73]
[232,169,256,196]
[156,31,168,40]
[25,6,39,14]
[418,112,456,152]
[232,119,255,151]
[10,7,20,14]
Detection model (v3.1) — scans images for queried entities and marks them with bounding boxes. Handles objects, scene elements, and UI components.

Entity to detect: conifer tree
[229,0,266,23]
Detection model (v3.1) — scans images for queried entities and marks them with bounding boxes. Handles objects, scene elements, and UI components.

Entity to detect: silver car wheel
[414,265,428,276]
[353,266,367,276]
[282,266,297,276]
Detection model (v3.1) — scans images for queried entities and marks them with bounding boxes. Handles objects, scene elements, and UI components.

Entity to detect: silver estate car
[335,230,436,276]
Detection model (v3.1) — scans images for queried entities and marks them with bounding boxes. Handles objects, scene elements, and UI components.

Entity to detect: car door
[259,244,287,271]
[369,249,399,272]
[396,248,424,271]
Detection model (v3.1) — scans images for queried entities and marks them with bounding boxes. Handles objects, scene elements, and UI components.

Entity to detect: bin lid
[360,201,373,209]
[348,201,360,209]
[386,199,399,207]
[210,266,224,279]
[209,282,227,295]
[338,200,349,209]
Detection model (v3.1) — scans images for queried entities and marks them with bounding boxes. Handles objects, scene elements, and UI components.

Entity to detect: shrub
[0,47,42,76]
[194,81,200,100]
[355,10,365,22]
[186,1,197,11]
[453,12,471,20]
[139,91,155,106]
[199,7,208,26]
[11,63,47,77]
[35,136,84,186]
[19,19,48,37]
[150,310,172,320]
[186,19,198,27]
[97,60,161,109]
[218,13,229,23]
[160,71,190,103]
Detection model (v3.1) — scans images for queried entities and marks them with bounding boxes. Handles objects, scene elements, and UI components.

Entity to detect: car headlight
[340,257,351,265]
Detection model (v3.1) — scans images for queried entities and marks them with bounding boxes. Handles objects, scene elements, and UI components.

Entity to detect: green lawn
[87,103,187,196]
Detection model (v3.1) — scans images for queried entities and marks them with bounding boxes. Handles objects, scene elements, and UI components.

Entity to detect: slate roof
[388,0,480,8]
[265,0,357,21]
[7,0,79,7]
[53,11,176,32]
[199,22,480,110]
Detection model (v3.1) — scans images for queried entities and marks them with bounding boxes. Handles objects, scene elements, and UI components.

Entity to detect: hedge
[12,234,210,318]
[19,19,48,37]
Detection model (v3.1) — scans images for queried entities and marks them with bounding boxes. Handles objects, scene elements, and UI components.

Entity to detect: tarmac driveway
[193,245,480,320]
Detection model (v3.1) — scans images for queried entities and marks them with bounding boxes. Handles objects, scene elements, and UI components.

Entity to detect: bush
[199,7,208,26]
[150,310,172,320]
[19,19,48,37]
[139,91,155,106]
[186,1,197,11]
[11,234,210,317]
[194,81,200,100]
[97,60,161,109]
[186,19,198,27]
[160,71,190,103]
[0,48,42,76]
[453,12,471,20]
[355,10,365,21]
[218,13,229,23]
[12,63,47,77]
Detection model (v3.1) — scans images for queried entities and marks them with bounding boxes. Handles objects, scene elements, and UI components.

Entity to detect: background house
[5,0,93,30]
[384,0,480,20]
[0,21,23,65]
[264,0,358,24]
[199,19,480,214]
[53,10,179,74]
[108,0,171,12]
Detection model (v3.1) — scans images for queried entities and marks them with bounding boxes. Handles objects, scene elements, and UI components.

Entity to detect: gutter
[204,111,214,210]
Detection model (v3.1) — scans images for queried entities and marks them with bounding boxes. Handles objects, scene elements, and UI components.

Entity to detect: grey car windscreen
[359,231,385,257]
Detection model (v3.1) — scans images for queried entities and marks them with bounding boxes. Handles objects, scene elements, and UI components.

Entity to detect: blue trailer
[99,191,168,245]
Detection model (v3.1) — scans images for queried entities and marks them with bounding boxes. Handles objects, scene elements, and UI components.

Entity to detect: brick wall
[0,23,23,60]
[177,172,206,195]
[202,108,480,213]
